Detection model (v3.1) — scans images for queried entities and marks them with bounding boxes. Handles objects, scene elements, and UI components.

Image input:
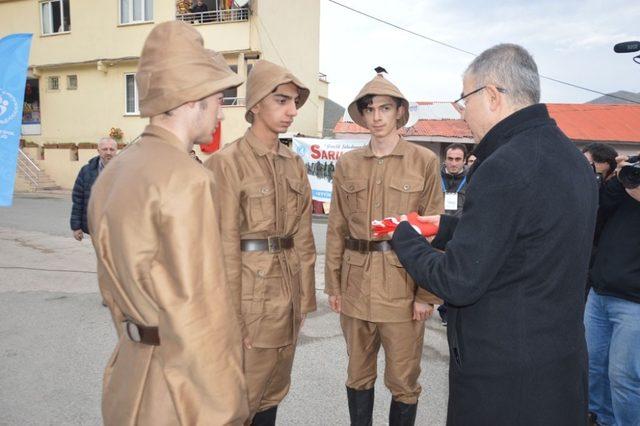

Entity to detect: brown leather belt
[124,320,160,346]
[241,236,294,253]
[345,237,393,253]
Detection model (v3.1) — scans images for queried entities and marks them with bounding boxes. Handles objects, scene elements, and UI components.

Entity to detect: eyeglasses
[454,85,507,109]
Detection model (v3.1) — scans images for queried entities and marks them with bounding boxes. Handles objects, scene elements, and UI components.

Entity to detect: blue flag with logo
[0,33,32,207]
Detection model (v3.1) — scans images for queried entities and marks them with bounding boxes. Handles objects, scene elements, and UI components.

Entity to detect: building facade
[0,0,328,148]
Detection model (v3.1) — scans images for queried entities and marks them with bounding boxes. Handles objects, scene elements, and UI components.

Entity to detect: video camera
[619,155,640,189]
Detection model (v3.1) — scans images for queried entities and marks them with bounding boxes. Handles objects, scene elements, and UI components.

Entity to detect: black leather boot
[389,399,417,426]
[346,386,374,426]
[251,405,278,426]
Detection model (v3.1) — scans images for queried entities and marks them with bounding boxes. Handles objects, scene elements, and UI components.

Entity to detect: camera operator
[585,153,640,426]
[582,143,618,185]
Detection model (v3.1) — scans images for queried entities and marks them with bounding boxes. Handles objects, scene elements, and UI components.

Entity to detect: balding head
[97,137,117,165]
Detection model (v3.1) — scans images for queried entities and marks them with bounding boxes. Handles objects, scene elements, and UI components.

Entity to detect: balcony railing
[176,8,250,25]
[222,97,245,106]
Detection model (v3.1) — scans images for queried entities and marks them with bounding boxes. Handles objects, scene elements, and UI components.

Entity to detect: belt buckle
[357,239,368,253]
[125,320,142,343]
[267,236,282,253]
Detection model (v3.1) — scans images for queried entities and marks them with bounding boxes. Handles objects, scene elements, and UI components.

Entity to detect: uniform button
[349,185,354,190]
[346,255,350,261]
[376,179,382,185]
[375,202,381,207]
[378,159,384,165]
[403,184,410,191]
[257,270,265,277]
[280,206,285,211]
[261,187,269,194]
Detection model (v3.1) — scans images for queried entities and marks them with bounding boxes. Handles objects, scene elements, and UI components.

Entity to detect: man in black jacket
[584,155,640,426]
[391,44,598,425]
[70,137,117,241]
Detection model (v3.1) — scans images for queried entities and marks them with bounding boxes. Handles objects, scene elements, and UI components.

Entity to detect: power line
[326,0,640,105]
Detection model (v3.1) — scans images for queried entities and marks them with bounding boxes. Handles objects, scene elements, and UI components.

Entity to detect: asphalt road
[0,194,449,425]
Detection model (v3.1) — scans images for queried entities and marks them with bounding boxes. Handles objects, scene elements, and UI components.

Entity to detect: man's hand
[73,229,84,241]
[615,155,630,173]
[328,295,342,313]
[413,302,434,321]
[300,313,307,330]
[397,214,441,242]
[243,337,253,350]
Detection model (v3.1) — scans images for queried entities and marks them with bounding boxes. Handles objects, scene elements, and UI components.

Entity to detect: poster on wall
[292,137,368,203]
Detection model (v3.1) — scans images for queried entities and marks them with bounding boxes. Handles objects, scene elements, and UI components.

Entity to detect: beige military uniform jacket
[325,139,444,322]
[205,129,316,349]
[88,125,248,426]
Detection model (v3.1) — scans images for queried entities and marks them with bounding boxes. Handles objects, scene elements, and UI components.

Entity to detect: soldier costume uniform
[88,21,248,425]
[204,60,316,425]
[325,72,443,425]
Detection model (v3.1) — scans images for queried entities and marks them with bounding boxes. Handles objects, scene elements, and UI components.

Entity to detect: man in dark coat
[70,137,117,241]
[391,44,598,425]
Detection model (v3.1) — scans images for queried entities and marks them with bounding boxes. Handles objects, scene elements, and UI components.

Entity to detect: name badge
[444,192,459,211]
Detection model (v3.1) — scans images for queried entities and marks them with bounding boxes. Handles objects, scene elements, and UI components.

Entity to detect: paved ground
[0,194,449,425]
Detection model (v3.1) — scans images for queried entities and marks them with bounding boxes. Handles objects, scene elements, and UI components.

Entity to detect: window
[120,0,153,24]
[40,0,71,35]
[222,65,239,105]
[48,76,60,91]
[66,75,77,90]
[125,73,139,114]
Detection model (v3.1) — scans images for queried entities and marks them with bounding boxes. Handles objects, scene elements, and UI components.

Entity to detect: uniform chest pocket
[340,179,368,213]
[243,179,275,224]
[285,177,305,218]
[388,178,424,214]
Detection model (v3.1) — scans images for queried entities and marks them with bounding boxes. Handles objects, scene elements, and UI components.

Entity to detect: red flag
[200,121,221,153]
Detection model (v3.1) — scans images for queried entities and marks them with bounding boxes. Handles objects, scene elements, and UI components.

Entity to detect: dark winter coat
[70,156,100,234]
[392,104,598,425]
[441,165,468,217]
[590,177,640,303]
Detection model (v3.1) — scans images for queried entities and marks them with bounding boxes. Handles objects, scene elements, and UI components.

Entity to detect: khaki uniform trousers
[341,314,425,404]
[244,344,296,421]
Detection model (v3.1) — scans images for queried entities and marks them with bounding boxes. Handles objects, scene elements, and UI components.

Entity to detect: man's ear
[250,102,261,117]
[485,85,503,112]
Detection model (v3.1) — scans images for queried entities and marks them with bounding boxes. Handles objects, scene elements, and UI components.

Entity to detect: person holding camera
[585,153,640,426]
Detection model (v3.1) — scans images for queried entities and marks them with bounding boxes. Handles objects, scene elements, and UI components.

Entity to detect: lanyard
[441,175,467,193]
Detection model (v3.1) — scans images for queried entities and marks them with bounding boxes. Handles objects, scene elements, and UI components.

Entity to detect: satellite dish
[235,0,250,7]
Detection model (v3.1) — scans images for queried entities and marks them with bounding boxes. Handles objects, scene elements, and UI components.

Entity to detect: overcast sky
[319,0,640,108]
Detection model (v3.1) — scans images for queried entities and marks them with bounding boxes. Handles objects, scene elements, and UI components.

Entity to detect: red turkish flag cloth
[371,211,439,238]
[200,122,221,153]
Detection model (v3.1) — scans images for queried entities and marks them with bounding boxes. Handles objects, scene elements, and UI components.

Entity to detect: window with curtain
[125,74,139,114]
[120,0,153,24]
[40,0,71,35]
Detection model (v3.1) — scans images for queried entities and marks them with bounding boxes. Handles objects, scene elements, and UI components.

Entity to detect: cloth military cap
[245,60,309,123]
[136,21,244,117]
[348,69,409,129]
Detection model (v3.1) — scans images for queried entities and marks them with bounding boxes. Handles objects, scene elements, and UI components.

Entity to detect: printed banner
[292,137,368,202]
[0,33,32,207]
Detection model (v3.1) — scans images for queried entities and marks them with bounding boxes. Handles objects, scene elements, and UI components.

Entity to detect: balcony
[175,8,249,25]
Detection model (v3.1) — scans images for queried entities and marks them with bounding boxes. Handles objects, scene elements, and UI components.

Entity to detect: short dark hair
[356,94,403,114]
[445,143,468,157]
[582,143,617,172]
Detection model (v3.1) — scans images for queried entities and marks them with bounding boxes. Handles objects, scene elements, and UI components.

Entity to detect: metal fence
[175,8,250,24]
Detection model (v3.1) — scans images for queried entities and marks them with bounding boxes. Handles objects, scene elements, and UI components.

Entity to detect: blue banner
[0,33,32,207]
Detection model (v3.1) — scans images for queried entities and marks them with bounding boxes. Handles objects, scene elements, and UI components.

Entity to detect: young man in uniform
[325,70,443,425]
[204,60,316,425]
[88,21,248,425]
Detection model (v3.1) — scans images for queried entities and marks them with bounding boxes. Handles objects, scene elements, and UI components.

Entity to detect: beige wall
[252,0,324,137]
[29,63,147,144]
[0,0,251,66]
